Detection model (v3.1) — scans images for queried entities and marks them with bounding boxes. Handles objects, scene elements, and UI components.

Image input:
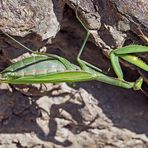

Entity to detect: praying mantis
[0,7,148,93]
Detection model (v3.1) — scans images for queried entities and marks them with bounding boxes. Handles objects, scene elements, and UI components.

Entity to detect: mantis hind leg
[3,32,35,53]
[75,7,102,72]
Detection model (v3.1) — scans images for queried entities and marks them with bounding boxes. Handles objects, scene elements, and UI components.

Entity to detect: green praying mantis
[0,7,148,93]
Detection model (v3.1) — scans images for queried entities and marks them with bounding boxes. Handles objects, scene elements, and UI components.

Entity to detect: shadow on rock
[0,85,99,147]
[76,81,148,136]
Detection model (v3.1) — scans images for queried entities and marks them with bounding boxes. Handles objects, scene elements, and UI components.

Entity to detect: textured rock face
[0,0,147,147]
[0,0,63,40]
[0,83,147,147]
[111,0,148,27]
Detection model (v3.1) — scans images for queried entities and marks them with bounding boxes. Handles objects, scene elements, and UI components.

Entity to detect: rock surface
[0,0,147,147]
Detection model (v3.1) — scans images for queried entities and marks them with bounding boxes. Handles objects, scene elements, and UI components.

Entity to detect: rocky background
[0,0,148,147]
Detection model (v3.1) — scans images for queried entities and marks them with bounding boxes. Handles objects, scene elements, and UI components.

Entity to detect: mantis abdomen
[1,55,67,78]
[0,54,94,84]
